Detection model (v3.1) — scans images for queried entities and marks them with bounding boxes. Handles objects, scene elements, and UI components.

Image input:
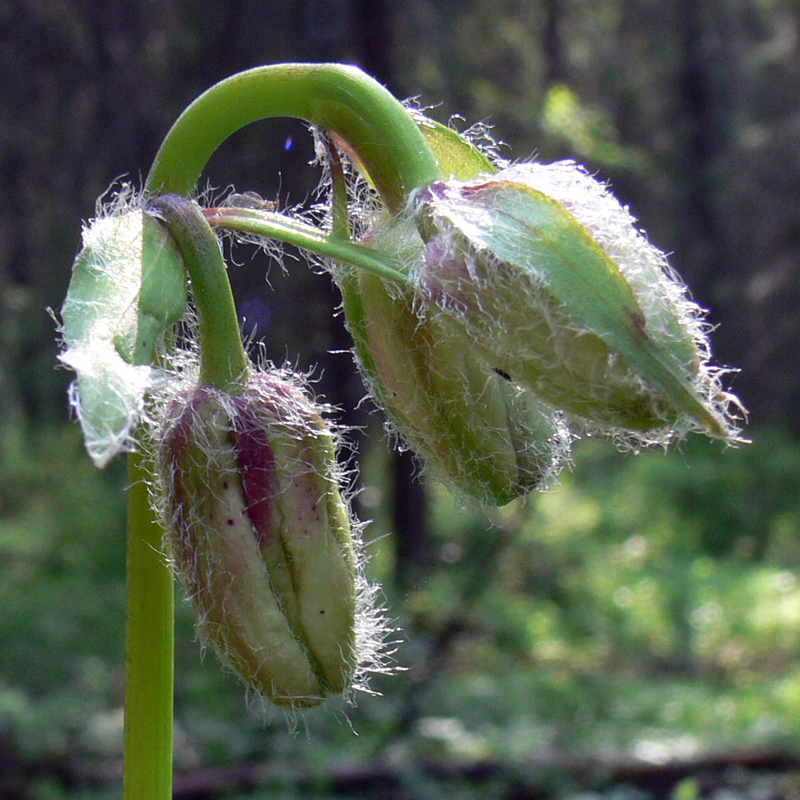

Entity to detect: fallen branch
[5,739,800,800]
[172,745,800,799]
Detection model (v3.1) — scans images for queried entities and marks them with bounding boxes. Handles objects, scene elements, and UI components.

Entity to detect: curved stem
[204,206,410,285]
[148,195,249,392]
[124,447,174,800]
[145,63,443,212]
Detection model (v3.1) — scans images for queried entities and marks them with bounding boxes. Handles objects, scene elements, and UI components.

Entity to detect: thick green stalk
[121,199,247,798]
[124,447,174,800]
[148,195,249,392]
[145,63,443,212]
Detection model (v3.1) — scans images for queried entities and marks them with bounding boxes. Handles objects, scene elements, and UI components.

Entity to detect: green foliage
[540,84,647,171]
[0,423,128,798]
[398,427,800,758]
[3,422,800,797]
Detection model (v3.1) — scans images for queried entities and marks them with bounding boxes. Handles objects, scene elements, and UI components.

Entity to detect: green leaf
[415,116,497,180]
[59,209,187,466]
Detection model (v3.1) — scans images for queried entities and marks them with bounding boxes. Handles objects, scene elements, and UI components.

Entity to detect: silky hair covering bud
[156,368,374,708]
[320,112,572,504]
[410,162,744,445]
[341,214,572,506]
[58,195,188,467]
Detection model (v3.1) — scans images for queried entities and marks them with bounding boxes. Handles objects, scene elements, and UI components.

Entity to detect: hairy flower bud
[158,371,358,708]
[340,217,571,506]
[410,162,744,444]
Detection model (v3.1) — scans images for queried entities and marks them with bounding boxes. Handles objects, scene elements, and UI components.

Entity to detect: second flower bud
[156,370,358,708]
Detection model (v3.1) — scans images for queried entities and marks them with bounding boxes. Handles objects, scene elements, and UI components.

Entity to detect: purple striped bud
[340,216,571,506]
[158,371,358,708]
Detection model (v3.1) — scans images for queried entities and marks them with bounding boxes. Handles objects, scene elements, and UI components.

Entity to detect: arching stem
[145,63,443,212]
[120,63,441,799]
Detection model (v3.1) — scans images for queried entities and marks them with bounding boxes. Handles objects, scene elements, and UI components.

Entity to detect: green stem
[148,195,249,392]
[145,63,443,212]
[123,447,174,800]
[326,138,351,241]
[204,206,410,285]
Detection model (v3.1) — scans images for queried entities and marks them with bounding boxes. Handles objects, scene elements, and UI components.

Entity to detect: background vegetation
[2,1,800,797]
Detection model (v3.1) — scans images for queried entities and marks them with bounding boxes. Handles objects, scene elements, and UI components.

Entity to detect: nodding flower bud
[409,161,744,445]
[340,217,571,506]
[157,371,358,708]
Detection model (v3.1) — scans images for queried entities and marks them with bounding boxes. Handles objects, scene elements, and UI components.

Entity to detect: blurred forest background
[2,0,800,798]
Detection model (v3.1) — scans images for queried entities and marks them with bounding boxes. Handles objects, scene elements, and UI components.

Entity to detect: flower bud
[158,371,358,708]
[410,162,743,444]
[59,200,188,466]
[340,217,571,506]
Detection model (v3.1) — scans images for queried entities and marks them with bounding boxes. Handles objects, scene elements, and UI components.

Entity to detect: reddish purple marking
[164,388,209,523]
[231,398,277,544]
[162,388,214,567]
[419,233,471,310]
